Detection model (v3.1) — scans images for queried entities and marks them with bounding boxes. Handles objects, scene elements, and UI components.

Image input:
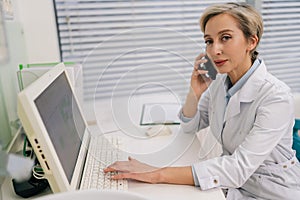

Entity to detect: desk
[89,123,226,200]
[126,137,225,200]
[0,130,225,200]
[90,94,225,200]
[1,94,225,200]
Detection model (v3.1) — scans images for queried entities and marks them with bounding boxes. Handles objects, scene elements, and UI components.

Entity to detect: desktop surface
[34,189,149,200]
[89,95,226,199]
[2,93,225,200]
[86,123,226,200]
[1,124,225,200]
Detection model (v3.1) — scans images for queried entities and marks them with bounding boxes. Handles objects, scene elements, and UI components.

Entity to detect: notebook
[17,63,127,193]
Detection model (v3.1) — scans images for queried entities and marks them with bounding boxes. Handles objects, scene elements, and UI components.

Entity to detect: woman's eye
[205,40,212,45]
[221,35,231,41]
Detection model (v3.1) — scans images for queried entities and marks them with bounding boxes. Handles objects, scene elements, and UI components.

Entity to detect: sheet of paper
[140,103,181,125]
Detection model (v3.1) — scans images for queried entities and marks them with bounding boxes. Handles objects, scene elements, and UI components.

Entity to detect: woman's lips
[214,59,227,67]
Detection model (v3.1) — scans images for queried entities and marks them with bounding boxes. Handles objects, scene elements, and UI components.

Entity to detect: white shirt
[180,60,300,199]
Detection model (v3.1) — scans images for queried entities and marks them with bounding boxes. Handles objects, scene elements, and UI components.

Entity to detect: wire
[21,130,46,180]
[23,136,27,157]
[32,165,45,180]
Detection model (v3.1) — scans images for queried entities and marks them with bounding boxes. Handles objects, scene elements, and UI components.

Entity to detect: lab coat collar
[224,60,267,122]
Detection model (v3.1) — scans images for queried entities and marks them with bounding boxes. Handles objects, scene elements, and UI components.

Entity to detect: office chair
[292,119,300,161]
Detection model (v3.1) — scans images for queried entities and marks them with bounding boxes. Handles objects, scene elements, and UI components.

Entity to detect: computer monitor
[17,63,90,193]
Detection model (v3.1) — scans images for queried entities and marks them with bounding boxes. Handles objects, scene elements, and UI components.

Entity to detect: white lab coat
[180,60,300,199]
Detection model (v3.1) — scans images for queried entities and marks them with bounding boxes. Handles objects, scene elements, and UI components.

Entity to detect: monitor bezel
[17,63,89,193]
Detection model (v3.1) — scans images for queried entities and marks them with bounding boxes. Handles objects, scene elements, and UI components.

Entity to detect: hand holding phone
[198,55,218,80]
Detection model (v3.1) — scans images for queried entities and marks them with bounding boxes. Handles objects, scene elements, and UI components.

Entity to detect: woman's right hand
[103,157,161,184]
[190,52,213,99]
[104,157,194,186]
[181,53,213,118]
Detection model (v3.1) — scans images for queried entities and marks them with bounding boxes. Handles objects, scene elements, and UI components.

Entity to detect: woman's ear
[247,35,259,52]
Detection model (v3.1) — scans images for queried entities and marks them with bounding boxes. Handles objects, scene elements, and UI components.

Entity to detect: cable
[23,136,27,157]
[23,138,45,180]
[32,165,45,180]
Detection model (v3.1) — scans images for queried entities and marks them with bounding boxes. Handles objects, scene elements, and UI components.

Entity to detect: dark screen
[35,72,85,183]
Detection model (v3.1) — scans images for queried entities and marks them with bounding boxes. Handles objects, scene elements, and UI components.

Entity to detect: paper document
[140,103,181,125]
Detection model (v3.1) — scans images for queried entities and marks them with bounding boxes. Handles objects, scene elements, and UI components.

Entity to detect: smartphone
[198,55,218,80]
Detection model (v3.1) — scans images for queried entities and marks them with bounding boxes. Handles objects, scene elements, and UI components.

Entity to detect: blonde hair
[200,2,263,62]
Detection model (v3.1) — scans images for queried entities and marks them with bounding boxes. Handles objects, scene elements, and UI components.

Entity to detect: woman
[104,2,300,199]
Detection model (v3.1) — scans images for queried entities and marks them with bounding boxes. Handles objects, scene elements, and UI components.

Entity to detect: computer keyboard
[80,135,128,190]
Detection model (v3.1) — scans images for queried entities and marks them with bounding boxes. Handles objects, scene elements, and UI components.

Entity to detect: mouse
[145,125,172,137]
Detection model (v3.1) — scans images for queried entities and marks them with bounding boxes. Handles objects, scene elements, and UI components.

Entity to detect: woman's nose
[210,42,223,56]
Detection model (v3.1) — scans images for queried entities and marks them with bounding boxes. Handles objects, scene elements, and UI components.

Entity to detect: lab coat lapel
[224,95,240,122]
[223,60,267,122]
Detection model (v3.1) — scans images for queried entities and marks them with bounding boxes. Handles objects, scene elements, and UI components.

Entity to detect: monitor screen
[34,72,85,183]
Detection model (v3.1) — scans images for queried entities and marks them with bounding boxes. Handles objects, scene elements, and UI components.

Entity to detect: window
[54,0,300,103]
[258,0,300,93]
[54,0,238,102]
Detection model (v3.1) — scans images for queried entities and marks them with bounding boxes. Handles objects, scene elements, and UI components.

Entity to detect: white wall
[0,0,60,148]
[15,0,60,63]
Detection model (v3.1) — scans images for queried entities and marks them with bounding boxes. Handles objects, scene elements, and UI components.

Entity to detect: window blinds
[54,0,237,102]
[259,1,300,93]
[54,0,300,102]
